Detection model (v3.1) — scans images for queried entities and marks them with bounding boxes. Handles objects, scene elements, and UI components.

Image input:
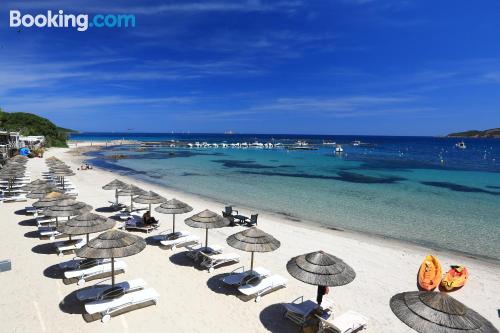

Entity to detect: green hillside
[0,109,73,147]
[447,128,500,138]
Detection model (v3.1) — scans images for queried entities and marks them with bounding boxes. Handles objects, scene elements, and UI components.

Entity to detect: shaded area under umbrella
[76,230,146,287]
[185,209,229,250]
[57,212,116,243]
[227,227,280,271]
[155,198,193,236]
[21,179,50,192]
[390,291,498,333]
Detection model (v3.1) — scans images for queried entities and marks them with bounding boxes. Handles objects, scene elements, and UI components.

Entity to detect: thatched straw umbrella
[185,209,229,250]
[133,191,166,217]
[287,250,356,306]
[57,212,115,243]
[390,291,498,333]
[102,179,127,205]
[227,227,280,271]
[117,184,146,212]
[21,179,50,192]
[50,168,75,190]
[26,184,61,199]
[42,198,92,232]
[155,198,193,236]
[32,192,69,209]
[76,230,146,287]
[0,168,26,194]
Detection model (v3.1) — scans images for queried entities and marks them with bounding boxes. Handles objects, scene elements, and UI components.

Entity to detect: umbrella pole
[86,233,89,243]
[250,252,254,271]
[130,195,133,212]
[111,257,115,287]
[172,214,176,234]
[149,203,152,215]
[115,189,118,205]
[205,228,208,249]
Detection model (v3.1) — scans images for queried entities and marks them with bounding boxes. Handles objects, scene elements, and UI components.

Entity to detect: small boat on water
[335,144,343,153]
[288,140,318,150]
[455,141,466,149]
[441,265,469,291]
[418,255,442,291]
[352,140,376,147]
[323,140,336,145]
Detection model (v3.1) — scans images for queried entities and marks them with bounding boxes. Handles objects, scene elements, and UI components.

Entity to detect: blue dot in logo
[89,22,94,27]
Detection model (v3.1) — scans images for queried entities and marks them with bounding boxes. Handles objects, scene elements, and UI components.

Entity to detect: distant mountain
[0,109,74,147]
[447,128,500,138]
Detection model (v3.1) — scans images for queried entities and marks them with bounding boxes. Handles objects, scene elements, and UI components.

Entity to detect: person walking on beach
[317,285,329,307]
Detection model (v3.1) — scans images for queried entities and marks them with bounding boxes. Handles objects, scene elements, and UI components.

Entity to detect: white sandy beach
[0,145,499,332]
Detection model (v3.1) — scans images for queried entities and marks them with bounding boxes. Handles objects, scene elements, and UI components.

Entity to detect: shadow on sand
[95,206,121,213]
[14,209,28,216]
[260,303,298,333]
[24,230,41,239]
[59,290,86,315]
[43,263,65,279]
[168,251,197,268]
[206,273,240,296]
[31,243,56,255]
[18,219,37,227]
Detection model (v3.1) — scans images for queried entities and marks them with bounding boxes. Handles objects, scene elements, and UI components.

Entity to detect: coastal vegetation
[0,108,73,147]
[447,128,500,138]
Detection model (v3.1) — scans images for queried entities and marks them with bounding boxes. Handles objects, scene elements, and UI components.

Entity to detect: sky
[0,0,499,135]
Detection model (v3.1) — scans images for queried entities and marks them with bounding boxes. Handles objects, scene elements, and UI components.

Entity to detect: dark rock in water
[212,159,276,169]
[105,154,128,160]
[238,170,405,184]
[336,171,404,184]
[421,181,500,195]
[486,185,500,189]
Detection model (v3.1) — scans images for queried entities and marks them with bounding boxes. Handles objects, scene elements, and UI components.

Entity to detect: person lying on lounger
[142,211,158,225]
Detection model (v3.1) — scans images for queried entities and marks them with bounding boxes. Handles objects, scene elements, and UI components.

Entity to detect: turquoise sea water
[72,133,500,260]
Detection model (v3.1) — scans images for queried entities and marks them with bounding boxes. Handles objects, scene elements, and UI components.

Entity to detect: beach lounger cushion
[160,234,200,249]
[55,238,86,256]
[64,260,127,280]
[284,297,333,326]
[59,258,111,270]
[238,275,287,302]
[199,252,240,272]
[318,310,368,333]
[85,287,160,322]
[76,278,147,301]
[222,267,271,286]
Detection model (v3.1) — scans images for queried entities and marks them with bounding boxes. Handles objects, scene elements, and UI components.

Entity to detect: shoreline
[79,145,500,265]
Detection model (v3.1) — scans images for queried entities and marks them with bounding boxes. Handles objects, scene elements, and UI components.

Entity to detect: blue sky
[0,0,499,135]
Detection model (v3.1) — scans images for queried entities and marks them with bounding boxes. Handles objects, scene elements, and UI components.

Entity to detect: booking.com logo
[9,10,136,32]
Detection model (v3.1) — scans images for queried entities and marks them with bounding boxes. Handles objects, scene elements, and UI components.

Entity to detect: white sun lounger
[185,243,223,260]
[2,194,27,202]
[65,260,127,286]
[59,257,112,270]
[238,275,287,302]
[221,266,271,286]
[199,252,240,273]
[76,278,147,301]
[159,232,200,250]
[317,310,368,333]
[25,206,40,215]
[124,215,159,233]
[283,296,333,326]
[55,238,86,256]
[85,287,160,322]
